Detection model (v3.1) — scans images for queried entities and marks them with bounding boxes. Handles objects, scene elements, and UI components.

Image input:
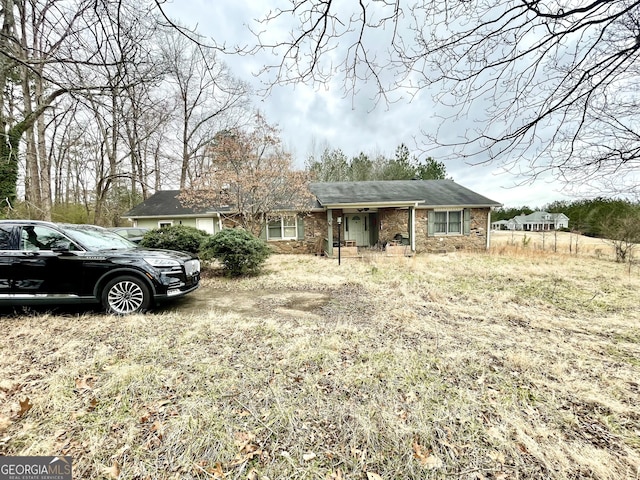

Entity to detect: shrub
[202,228,271,276]
[139,225,208,254]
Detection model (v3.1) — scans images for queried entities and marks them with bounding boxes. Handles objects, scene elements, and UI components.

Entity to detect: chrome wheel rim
[108,280,144,314]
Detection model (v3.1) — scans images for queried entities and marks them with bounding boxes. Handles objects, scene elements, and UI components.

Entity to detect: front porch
[320,238,414,258]
[321,204,419,258]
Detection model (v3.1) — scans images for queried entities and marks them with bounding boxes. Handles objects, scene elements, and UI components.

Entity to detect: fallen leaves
[188,431,270,479]
[193,461,225,478]
[412,439,443,469]
[138,404,172,451]
[104,461,120,479]
[233,431,262,461]
[18,397,33,417]
[75,375,96,391]
[1,383,32,420]
[73,375,100,414]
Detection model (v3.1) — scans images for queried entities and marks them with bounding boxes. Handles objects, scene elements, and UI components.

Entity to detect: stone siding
[217,208,490,254]
[268,212,327,254]
[378,209,410,245]
[415,208,488,252]
[378,208,488,252]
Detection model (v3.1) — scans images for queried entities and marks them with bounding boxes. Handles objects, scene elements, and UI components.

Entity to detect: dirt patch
[161,286,332,318]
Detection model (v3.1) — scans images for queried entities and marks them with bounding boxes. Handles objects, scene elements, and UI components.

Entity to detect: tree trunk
[35,76,52,221]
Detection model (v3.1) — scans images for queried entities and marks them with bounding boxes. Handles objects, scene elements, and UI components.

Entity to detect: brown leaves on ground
[189,431,268,479]
[104,461,120,479]
[232,431,267,465]
[18,397,33,417]
[1,253,639,478]
[412,439,443,469]
[75,375,96,391]
[138,400,178,451]
[1,382,33,421]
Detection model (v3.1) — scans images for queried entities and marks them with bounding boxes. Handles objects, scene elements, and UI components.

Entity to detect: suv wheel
[102,275,151,314]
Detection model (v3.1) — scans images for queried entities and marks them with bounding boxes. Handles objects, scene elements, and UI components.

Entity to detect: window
[267,215,297,240]
[158,221,173,228]
[0,226,14,250]
[433,210,463,235]
[20,226,72,251]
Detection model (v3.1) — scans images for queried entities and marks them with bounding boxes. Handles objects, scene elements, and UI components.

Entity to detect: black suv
[0,220,200,314]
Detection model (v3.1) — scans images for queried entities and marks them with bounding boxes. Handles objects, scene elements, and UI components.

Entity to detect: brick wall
[415,208,488,252]
[267,212,328,254]
[219,208,490,254]
[379,208,410,245]
[376,208,488,252]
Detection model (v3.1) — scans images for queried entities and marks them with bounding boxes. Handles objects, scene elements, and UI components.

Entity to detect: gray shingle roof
[309,180,501,207]
[513,211,568,223]
[126,180,501,218]
[124,190,226,217]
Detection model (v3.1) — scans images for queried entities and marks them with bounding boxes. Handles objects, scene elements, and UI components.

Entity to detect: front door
[12,225,84,296]
[344,214,369,246]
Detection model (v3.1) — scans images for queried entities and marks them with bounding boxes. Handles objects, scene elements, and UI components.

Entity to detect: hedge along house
[123,189,310,252]
[124,180,501,256]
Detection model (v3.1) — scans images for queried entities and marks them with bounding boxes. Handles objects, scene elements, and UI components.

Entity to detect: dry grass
[491,230,634,261]
[1,250,640,479]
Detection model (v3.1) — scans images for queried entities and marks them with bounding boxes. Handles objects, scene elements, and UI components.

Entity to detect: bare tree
[70,0,170,223]
[120,83,175,204]
[599,207,640,262]
[213,0,640,196]
[0,0,170,219]
[160,28,250,189]
[180,112,315,235]
[0,0,91,216]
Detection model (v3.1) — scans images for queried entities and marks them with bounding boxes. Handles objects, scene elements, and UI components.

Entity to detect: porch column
[326,209,333,256]
[410,206,416,252]
[486,209,492,250]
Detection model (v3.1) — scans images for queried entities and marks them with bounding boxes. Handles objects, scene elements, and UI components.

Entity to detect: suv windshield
[61,225,137,250]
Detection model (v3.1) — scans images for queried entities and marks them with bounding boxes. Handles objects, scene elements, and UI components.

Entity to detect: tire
[102,275,152,314]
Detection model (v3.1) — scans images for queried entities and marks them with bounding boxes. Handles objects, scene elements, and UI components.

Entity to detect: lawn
[1,249,639,479]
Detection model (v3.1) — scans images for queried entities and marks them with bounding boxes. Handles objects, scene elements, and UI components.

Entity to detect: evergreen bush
[202,228,271,276]
[139,225,207,254]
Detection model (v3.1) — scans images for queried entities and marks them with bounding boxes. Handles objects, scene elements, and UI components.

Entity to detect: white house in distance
[492,211,569,231]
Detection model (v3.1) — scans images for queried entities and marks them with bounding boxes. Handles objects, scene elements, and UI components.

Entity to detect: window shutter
[427,210,435,236]
[297,216,305,240]
[259,223,267,240]
[463,209,471,235]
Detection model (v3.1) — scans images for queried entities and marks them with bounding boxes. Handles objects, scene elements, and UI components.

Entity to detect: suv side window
[0,225,15,250]
[21,226,74,251]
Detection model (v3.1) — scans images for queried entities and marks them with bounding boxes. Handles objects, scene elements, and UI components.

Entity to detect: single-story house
[124,180,502,255]
[492,211,569,231]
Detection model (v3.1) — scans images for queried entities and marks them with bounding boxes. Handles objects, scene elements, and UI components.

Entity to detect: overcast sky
[161,0,575,209]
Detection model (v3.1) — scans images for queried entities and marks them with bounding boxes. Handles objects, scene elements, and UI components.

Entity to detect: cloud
[161,0,577,208]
